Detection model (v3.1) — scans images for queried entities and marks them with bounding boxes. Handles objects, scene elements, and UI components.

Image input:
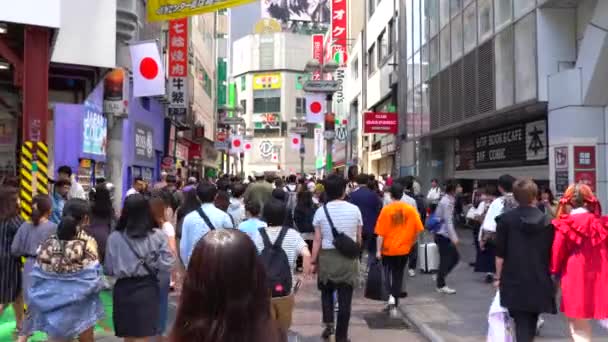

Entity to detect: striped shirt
[254,226,308,280]
[312,200,362,249]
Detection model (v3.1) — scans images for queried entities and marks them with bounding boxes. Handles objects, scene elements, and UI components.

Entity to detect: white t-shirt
[312,200,362,249]
[162,221,175,238]
[254,226,308,280]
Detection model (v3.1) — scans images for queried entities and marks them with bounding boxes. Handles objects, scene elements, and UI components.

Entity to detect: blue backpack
[425,213,442,233]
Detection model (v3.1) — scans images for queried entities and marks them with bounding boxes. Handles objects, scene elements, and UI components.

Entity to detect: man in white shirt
[57,165,87,200]
[479,175,516,282]
[125,176,146,197]
[426,178,442,205]
[180,182,234,266]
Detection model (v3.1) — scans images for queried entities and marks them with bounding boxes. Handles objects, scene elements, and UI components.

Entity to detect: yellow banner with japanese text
[252,73,282,90]
[147,0,256,22]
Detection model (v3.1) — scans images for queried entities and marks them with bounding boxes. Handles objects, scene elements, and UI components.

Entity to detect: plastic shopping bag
[487,291,515,342]
[364,258,389,301]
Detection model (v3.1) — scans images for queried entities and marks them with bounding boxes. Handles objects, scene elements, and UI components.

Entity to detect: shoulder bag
[323,205,360,259]
[196,208,216,230]
[120,233,158,279]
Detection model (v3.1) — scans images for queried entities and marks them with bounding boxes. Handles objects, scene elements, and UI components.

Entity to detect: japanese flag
[306,94,325,123]
[290,134,302,151]
[271,151,279,163]
[230,135,243,154]
[130,41,165,97]
[243,140,253,152]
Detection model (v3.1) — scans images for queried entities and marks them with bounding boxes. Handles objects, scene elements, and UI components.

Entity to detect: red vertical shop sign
[168,18,188,77]
[312,34,324,80]
[331,0,348,67]
[573,146,596,192]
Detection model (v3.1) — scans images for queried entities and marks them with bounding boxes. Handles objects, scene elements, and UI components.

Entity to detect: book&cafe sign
[455,120,548,170]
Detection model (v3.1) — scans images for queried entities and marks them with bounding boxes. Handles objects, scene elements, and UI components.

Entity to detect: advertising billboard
[261,0,330,23]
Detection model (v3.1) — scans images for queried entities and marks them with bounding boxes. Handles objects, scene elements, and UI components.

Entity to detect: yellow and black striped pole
[35,142,49,195]
[19,141,34,221]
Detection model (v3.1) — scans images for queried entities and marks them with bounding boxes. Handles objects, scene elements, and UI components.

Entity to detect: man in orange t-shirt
[375,183,424,313]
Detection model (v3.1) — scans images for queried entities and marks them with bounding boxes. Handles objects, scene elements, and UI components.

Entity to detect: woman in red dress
[551,184,608,341]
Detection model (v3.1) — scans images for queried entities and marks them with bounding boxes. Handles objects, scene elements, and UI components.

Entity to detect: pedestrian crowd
[0,165,607,342]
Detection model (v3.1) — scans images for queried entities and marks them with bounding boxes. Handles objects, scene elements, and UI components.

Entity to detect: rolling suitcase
[418,233,439,273]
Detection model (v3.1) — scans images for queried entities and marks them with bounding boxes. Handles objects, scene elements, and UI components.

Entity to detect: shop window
[421,0,429,46]
[240,99,247,113]
[414,51,421,87]
[429,37,439,77]
[388,19,395,56]
[514,0,535,19]
[515,12,537,103]
[421,44,429,82]
[296,98,306,116]
[378,29,388,65]
[495,27,514,109]
[240,76,246,91]
[427,0,439,38]
[440,27,450,70]
[351,57,359,80]
[412,0,421,53]
[440,0,450,29]
[450,0,462,17]
[368,44,377,75]
[451,14,463,62]
[253,97,281,113]
[478,0,493,43]
[495,0,513,31]
[463,3,477,54]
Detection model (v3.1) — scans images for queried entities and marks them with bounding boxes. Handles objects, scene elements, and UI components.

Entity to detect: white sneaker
[536,316,545,335]
[389,306,399,318]
[436,286,457,294]
[388,295,396,305]
[408,269,416,277]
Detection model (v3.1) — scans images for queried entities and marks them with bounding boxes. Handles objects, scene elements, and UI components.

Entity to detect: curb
[398,306,445,342]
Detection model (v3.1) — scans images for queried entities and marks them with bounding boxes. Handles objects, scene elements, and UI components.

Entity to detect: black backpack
[258,226,292,298]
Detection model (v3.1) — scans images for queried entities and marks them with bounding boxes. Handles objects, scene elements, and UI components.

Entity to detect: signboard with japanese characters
[252,73,282,90]
[311,34,324,80]
[253,113,281,130]
[574,145,596,192]
[472,120,547,169]
[168,18,188,117]
[331,0,347,67]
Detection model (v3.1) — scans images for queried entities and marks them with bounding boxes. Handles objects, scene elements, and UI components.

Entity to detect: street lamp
[302,59,339,175]
[290,117,308,176]
[217,104,244,175]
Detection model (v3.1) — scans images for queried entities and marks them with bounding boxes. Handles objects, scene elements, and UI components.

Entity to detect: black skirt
[113,275,159,337]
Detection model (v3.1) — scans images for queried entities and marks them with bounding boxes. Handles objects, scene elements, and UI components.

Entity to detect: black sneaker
[321,326,335,340]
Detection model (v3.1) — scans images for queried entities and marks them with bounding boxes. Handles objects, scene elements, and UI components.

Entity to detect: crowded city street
[2,0,608,341]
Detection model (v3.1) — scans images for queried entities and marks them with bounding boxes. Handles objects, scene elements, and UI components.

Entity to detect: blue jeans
[157,271,170,335]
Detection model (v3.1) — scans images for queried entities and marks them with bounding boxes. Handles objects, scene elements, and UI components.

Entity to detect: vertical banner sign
[168,18,189,117]
[331,0,348,67]
[312,34,324,80]
[574,146,596,192]
[554,146,569,196]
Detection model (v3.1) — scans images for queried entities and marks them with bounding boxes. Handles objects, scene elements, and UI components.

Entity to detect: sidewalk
[400,228,608,342]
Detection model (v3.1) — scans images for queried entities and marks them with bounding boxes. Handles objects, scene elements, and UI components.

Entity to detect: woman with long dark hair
[175,188,200,239]
[171,229,285,342]
[11,195,56,342]
[86,184,115,264]
[28,199,103,341]
[105,194,175,341]
[0,186,25,334]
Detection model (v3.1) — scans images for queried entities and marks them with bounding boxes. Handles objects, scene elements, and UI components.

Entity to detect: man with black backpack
[254,199,312,332]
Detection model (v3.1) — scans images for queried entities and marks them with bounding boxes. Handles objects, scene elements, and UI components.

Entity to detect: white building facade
[232,32,318,176]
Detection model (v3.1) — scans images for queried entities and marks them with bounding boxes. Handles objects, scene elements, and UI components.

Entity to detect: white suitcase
[418,242,439,273]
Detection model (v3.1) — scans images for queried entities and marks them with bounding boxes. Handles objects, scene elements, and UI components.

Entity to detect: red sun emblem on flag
[292,137,300,145]
[140,57,159,80]
[232,139,241,148]
[244,142,252,150]
[310,101,322,114]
